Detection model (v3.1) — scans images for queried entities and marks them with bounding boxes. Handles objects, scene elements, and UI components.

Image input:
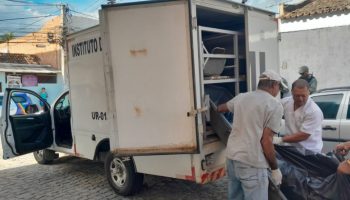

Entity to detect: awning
[0,63,61,74]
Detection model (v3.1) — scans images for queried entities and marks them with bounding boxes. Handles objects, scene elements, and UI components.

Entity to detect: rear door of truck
[100,0,198,155]
[246,8,279,90]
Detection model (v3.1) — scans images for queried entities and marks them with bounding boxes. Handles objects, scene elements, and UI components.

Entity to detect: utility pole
[60,4,69,89]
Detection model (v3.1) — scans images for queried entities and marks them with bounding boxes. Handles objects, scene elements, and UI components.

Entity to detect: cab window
[9,92,45,116]
[55,94,69,110]
[312,94,343,119]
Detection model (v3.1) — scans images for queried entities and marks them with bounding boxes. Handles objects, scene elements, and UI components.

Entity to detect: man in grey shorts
[218,70,284,200]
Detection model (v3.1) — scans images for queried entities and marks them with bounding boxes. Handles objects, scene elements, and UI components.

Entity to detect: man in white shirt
[217,70,284,200]
[274,79,324,153]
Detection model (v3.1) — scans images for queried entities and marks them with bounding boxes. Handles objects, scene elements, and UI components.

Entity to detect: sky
[0,0,304,37]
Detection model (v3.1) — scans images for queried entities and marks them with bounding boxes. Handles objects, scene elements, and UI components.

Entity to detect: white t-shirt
[281,96,324,153]
[226,90,283,168]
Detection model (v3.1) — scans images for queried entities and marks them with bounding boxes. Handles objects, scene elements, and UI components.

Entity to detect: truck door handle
[322,126,337,131]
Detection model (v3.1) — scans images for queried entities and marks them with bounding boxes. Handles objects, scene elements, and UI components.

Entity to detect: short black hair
[292,79,309,90]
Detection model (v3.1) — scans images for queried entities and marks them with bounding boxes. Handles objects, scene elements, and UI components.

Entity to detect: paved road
[0,150,227,200]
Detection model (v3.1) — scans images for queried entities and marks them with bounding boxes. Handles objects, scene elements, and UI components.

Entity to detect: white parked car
[310,87,350,154]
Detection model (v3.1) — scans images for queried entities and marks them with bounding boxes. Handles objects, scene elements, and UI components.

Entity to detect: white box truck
[0,0,280,196]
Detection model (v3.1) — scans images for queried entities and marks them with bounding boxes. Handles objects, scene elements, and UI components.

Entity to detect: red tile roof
[281,0,350,19]
[0,53,41,64]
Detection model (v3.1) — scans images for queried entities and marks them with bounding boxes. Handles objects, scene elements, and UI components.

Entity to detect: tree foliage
[0,32,14,44]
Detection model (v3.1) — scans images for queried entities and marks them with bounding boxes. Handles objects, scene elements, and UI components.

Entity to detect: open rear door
[246,9,279,90]
[101,0,197,155]
[0,88,53,159]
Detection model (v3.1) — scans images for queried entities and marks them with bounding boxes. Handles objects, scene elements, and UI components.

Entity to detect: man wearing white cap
[273,79,324,153]
[217,70,284,200]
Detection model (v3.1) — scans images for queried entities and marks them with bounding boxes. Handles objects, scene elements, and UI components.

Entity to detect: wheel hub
[110,158,127,187]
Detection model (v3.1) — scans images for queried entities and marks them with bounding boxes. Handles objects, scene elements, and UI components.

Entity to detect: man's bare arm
[217,103,229,113]
[261,127,278,170]
[282,132,310,143]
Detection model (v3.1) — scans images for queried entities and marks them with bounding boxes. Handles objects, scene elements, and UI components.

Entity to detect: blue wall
[0,72,64,104]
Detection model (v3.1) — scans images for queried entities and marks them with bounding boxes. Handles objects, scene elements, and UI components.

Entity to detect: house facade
[0,53,63,104]
[0,15,98,103]
[278,0,350,90]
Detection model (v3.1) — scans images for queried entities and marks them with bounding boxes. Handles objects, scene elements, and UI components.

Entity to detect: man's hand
[337,160,350,175]
[271,168,283,185]
[217,103,229,113]
[273,136,283,145]
[335,142,350,156]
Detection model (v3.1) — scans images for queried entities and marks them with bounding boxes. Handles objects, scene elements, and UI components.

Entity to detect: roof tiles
[281,0,350,19]
[0,53,41,65]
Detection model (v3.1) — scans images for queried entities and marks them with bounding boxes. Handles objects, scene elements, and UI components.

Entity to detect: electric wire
[69,9,98,19]
[4,0,58,6]
[0,15,56,22]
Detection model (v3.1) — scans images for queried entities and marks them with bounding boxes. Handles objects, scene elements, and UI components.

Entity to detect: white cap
[259,70,282,82]
[259,70,288,89]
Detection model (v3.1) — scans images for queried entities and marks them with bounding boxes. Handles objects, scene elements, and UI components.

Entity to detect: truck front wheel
[105,153,144,196]
[33,149,58,164]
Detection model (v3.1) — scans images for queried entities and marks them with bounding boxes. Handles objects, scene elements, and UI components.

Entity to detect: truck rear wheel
[33,149,57,164]
[105,153,144,196]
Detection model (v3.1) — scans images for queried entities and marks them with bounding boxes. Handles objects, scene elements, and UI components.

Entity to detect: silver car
[310,87,350,154]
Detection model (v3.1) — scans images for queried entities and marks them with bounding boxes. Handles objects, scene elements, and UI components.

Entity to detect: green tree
[0,32,14,53]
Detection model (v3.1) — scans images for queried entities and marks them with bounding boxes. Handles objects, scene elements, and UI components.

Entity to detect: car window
[55,93,69,110]
[312,94,343,119]
[9,92,43,116]
[0,95,3,106]
[12,96,26,103]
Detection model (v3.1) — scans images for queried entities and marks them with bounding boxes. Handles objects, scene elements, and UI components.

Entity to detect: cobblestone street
[0,149,227,200]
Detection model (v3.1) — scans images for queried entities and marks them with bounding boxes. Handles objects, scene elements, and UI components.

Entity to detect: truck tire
[105,153,144,196]
[33,149,57,164]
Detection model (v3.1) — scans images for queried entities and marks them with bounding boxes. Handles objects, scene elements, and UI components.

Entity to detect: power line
[1,41,56,44]
[81,0,102,12]
[0,9,61,37]
[3,4,58,7]
[20,10,61,31]
[0,23,42,27]
[4,0,58,6]
[265,0,294,8]
[0,15,56,22]
[0,31,60,35]
[69,9,98,19]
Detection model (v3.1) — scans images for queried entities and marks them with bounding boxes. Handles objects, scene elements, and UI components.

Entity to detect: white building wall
[279,25,350,90]
[279,11,350,33]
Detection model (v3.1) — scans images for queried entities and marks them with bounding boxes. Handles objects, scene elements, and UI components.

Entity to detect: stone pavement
[0,151,227,200]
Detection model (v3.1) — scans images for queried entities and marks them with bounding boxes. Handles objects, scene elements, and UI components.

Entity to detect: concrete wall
[279,11,350,33]
[279,25,350,90]
[0,72,64,104]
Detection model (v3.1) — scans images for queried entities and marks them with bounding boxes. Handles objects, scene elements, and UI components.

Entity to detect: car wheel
[105,153,144,196]
[33,149,57,164]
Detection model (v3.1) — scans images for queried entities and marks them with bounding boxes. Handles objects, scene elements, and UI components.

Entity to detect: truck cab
[0,89,74,162]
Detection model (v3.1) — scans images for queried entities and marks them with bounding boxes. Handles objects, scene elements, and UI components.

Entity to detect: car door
[311,92,345,153]
[0,88,53,159]
[339,91,350,142]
